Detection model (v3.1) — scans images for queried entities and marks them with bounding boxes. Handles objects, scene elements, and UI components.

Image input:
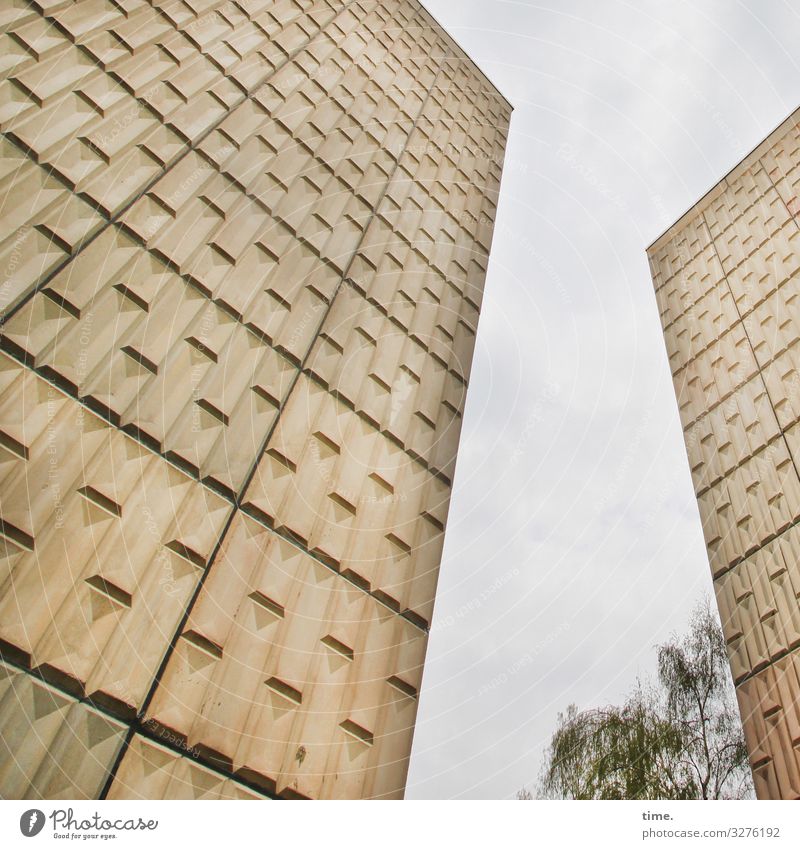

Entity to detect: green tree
[532,601,753,800]
[657,601,752,799]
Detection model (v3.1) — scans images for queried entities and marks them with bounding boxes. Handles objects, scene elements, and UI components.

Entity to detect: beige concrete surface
[0,0,510,798]
[648,108,800,798]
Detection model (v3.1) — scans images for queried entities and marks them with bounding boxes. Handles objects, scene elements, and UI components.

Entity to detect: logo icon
[389,370,416,427]
[19,810,45,837]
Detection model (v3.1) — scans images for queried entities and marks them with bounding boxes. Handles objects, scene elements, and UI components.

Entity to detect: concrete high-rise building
[648,108,800,800]
[0,1,510,799]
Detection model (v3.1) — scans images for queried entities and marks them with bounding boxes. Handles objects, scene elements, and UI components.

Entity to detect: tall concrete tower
[0,1,510,799]
[648,108,800,799]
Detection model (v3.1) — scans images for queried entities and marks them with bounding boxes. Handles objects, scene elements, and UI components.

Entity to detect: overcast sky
[405,0,800,799]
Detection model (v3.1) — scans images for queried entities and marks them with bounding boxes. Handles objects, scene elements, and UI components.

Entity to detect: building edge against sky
[648,106,800,800]
[0,0,510,799]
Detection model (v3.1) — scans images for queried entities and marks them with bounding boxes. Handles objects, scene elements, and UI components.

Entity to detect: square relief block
[2,6,56,55]
[351,241,480,384]
[0,40,36,105]
[107,734,268,800]
[5,55,184,217]
[2,37,99,130]
[308,283,465,477]
[0,353,231,711]
[734,653,800,799]
[0,662,127,799]
[242,375,449,625]
[709,190,792,278]
[683,373,781,495]
[121,150,239,271]
[763,345,800,431]
[271,164,371,274]
[761,122,800,196]
[221,235,342,363]
[771,164,800,219]
[120,149,346,341]
[448,314,479,384]
[0,138,105,314]
[716,529,800,683]
[663,275,737,377]
[670,321,759,430]
[111,14,177,70]
[148,72,243,144]
[2,232,299,496]
[746,280,800,369]
[727,224,800,322]
[649,219,713,297]
[145,513,426,799]
[705,165,786,238]
[697,439,800,576]
[56,1,156,47]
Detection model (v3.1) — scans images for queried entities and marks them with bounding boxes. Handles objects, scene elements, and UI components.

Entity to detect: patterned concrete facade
[648,108,800,800]
[0,1,510,799]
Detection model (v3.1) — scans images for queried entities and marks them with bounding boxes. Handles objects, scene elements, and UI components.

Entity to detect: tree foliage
[533,601,753,800]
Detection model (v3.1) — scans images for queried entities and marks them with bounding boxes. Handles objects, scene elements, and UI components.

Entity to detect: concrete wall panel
[649,108,800,799]
[0,0,510,798]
